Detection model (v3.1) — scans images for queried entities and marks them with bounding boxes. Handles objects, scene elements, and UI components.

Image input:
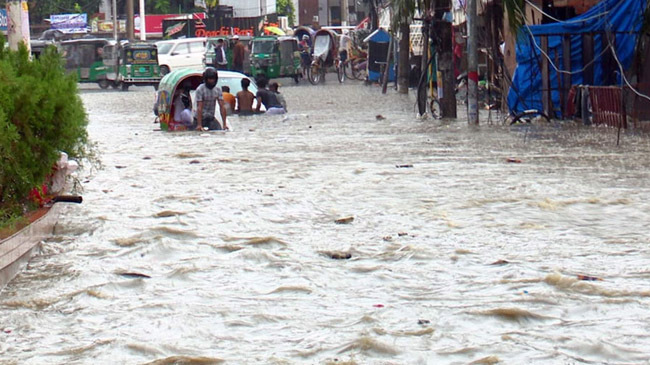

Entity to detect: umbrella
[264,26,285,36]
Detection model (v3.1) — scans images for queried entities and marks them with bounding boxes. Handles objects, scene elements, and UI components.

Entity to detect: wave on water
[477,308,549,322]
[149,226,199,239]
[545,273,650,298]
[222,236,288,246]
[338,336,400,356]
[266,285,313,294]
[142,356,224,365]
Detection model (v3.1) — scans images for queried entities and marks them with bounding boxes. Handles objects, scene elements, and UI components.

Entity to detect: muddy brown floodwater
[2,80,650,364]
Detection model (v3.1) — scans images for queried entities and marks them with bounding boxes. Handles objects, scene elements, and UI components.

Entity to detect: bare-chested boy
[236,78,256,115]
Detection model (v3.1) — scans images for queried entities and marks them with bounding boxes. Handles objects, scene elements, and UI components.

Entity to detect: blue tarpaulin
[507,0,646,116]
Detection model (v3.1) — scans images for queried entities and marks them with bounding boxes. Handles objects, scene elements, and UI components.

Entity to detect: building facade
[219,0,277,18]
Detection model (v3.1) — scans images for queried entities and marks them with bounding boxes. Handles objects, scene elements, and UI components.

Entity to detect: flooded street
[2,79,650,364]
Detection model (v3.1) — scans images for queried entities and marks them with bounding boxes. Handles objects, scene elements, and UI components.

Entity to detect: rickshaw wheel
[351,59,366,80]
[309,64,321,85]
[121,83,130,92]
[98,80,110,89]
[160,66,170,76]
[337,62,345,83]
[111,81,121,89]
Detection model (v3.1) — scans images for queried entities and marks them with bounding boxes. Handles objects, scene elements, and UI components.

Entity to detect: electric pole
[467,0,479,124]
[126,0,135,40]
[6,0,30,53]
[341,0,349,26]
[139,0,146,40]
[112,0,118,40]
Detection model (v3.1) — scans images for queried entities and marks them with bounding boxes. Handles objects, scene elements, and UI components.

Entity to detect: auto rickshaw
[59,38,113,88]
[154,68,262,131]
[117,42,161,91]
[250,36,301,83]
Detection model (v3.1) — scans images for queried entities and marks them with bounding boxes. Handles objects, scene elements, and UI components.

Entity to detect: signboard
[91,18,126,33]
[50,13,88,33]
[0,9,7,33]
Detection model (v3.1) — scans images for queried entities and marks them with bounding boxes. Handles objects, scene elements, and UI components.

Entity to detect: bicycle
[416,56,442,119]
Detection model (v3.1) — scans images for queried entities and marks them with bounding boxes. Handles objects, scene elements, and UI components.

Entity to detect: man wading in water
[195,67,228,130]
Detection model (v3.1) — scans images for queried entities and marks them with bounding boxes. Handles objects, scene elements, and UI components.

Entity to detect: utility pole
[112,0,118,40]
[126,0,135,41]
[139,0,146,40]
[467,0,479,124]
[341,0,349,26]
[6,0,30,53]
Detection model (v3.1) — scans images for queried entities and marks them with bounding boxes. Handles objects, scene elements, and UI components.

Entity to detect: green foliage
[277,0,296,26]
[0,39,89,224]
[503,0,526,36]
[154,0,172,14]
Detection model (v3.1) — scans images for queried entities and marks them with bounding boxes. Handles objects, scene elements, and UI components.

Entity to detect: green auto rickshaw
[250,36,301,83]
[117,42,161,91]
[59,38,113,88]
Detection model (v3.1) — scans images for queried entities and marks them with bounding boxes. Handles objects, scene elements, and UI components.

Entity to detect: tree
[391,0,418,94]
[277,0,296,26]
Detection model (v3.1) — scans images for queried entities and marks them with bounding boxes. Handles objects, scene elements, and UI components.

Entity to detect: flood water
[2,79,650,364]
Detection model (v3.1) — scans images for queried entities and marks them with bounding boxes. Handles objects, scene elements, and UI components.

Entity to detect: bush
[0,38,89,224]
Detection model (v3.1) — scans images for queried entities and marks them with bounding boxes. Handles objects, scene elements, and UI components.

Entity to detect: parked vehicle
[59,38,115,88]
[204,36,252,74]
[250,36,301,83]
[155,38,206,76]
[154,68,262,131]
[116,42,161,91]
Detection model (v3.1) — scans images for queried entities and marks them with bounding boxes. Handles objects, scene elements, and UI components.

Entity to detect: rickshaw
[117,42,161,91]
[250,36,302,83]
[59,38,114,88]
[309,29,341,85]
[154,68,262,131]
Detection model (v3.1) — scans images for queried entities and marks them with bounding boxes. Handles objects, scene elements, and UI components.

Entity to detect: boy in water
[255,77,285,115]
[236,78,256,115]
[222,86,236,115]
[269,82,287,112]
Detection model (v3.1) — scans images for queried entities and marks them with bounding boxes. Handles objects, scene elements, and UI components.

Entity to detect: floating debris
[395,164,414,168]
[490,259,510,265]
[142,156,152,160]
[189,160,200,164]
[154,210,185,218]
[117,272,151,279]
[375,115,386,120]
[577,274,602,281]
[506,158,522,163]
[335,216,354,224]
[382,236,393,241]
[330,252,352,260]
[115,165,127,169]
[397,232,408,237]
[417,319,430,325]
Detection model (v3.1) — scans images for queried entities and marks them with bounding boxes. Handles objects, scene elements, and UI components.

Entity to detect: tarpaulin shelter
[364,28,395,82]
[507,0,646,118]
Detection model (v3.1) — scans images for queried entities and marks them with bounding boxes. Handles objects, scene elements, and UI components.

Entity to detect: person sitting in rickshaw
[176,93,193,128]
[196,67,228,130]
[236,78,256,115]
